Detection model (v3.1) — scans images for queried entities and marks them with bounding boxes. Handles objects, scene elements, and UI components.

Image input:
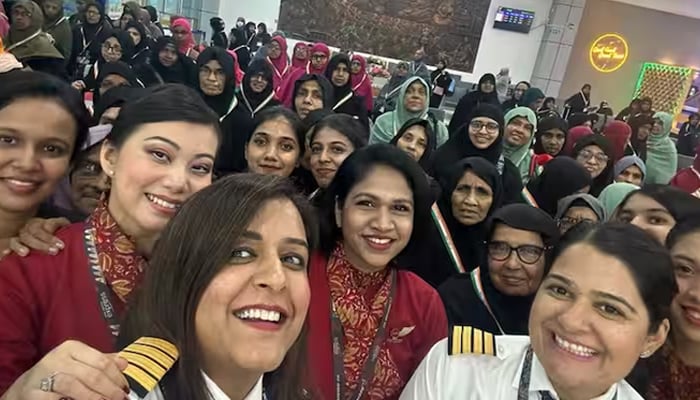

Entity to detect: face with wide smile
[309,128,355,189]
[0,98,76,216]
[468,117,500,150]
[196,198,310,377]
[245,117,300,178]
[671,231,700,348]
[335,165,414,273]
[505,116,534,147]
[488,224,546,297]
[249,73,268,94]
[530,243,667,399]
[101,121,219,240]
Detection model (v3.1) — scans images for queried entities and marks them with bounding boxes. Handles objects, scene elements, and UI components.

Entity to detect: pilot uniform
[399,326,643,400]
[121,337,264,400]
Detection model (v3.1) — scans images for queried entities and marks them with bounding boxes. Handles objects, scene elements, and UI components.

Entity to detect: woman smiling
[245,107,304,178]
[402,223,675,399]
[120,174,318,400]
[307,144,447,400]
[0,84,221,396]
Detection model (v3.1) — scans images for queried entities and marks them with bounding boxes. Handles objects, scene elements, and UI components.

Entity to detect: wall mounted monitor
[494,6,535,33]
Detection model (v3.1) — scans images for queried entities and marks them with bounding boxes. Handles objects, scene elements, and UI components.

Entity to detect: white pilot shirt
[128,372,263,400]
[399,336,643,400]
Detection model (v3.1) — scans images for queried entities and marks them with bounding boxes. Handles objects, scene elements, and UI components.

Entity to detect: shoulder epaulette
[448,325,497,356]
[118,337,179,397]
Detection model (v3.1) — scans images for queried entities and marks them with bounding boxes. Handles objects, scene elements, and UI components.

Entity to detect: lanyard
[352,74,367,92]
[518,347,617,400]
[80,25,103,54]
[521,187,539,208]
[241,86,275,117]
[220,96,238,122]
[46,16,67,31]
[5,30,42,52]
[430,203,466,274]
[332,92,354,111]
[267,57,289,81]
[331,270,396,400]
[83,223,121,339]
[469,268,505,334]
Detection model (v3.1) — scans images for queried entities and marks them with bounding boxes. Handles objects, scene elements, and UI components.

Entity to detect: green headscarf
[6,0,63,61]
[502,106,538,184]
[370,76,448,147]
[597,182,639,219]
[646,111,678,184]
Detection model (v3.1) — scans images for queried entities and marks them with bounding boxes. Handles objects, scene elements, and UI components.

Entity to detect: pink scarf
[171,18,196,55]
[266,35,289,91]
[306,42,330,74]
[226,49,244,87]
[350,54,373,112]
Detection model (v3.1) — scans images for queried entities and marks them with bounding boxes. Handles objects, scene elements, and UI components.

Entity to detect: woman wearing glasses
[72,30,134,94]
[431,104,525,205]
[402,223,674,399]
[438,203,559,334]
[572,134,615,196]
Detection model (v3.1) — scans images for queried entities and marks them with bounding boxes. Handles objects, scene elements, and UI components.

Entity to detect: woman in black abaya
[438,203,559,334]
[448,73,500,136]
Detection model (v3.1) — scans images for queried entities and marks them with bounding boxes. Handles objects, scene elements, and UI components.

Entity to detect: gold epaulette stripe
[123,363,158,393]
[127,343,176,367]
[119,337,180,397]
[136,337,179,359]
[449,326,497,356]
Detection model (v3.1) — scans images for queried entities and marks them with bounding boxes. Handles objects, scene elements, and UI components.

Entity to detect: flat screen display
[494,6,535,33]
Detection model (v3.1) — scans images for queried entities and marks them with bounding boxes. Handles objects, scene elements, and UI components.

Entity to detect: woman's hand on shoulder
[1,340,129,400]
[5,218,70,257]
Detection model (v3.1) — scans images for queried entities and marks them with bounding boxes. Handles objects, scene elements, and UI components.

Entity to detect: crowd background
[2,2,700,400]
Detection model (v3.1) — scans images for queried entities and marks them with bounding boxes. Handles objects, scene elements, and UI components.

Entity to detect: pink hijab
[226,49,244,87]
[171,18,196,55]
[0,3,8,39]
[267,36,289,91]
[564,126,595,156]
[276,42,330,105]
[350,54,373,112]
[291,42,308,69]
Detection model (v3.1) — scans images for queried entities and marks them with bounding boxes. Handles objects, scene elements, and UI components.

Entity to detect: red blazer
[306,253,448,400]
[0,223,123,393]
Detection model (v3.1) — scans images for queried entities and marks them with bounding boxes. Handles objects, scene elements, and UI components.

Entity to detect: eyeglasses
[102,44,123,54]
[558,217,598,231]
[86,9,100,16]
[12,9,31,18]
[250,73,268,82]
[311,54,328,61]
[487,241,547,264]
[469,120,500,133]
[577,149,608,164]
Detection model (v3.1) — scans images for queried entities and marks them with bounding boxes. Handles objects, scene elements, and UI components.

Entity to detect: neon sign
[589,33,629,73]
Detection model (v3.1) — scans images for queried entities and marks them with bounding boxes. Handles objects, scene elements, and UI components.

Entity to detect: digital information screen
[494,6,535,33]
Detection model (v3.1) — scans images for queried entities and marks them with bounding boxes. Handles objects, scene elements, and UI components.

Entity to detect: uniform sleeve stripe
[451,325,463,355]
[135,337,179,359]
[123,363,159,395]
[461,326,472,354]
[473,328,483,354]
[484,331,495,355]
[124,343,176,368]
[120,351,167,378]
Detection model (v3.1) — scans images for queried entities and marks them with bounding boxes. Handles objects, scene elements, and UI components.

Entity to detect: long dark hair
[0,70,90,161]
[120,174,319,400]
[318,144,431,257]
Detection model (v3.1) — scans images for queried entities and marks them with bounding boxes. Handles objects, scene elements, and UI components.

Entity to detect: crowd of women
[2,3,700,400]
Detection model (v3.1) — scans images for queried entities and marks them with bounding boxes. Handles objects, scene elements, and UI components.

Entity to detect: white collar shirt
[399,336,643,400]
[129,372,263,400]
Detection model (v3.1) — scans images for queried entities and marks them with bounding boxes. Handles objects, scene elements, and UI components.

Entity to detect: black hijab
[627,114,654,161]
[438,203,559,333]
[196,47,236,118]
[526,156,592,216]
[533,115,569,156]
[93,85,143,125]
[448,73,501,135]
[240,58,275,113]
[432,103,505,177]
[124,20,149,65]
[94,61,139,104]
[99,30,135,64]
[389,118,435,169]
[401,157,504,287]
[325,53,353,106]
[142,36,196,86]
[571,134,614,197]
[291,74,334,115]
